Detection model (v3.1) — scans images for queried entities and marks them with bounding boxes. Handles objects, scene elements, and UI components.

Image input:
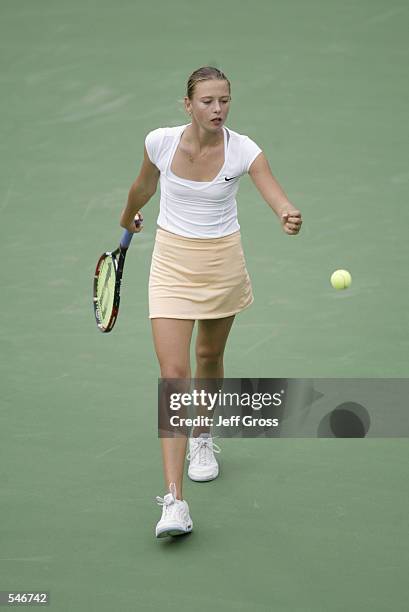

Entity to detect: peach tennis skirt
[148,227,254,320]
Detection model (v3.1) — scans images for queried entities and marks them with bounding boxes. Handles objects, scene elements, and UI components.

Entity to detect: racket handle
[120,229,134,249]
[119,218,141,249]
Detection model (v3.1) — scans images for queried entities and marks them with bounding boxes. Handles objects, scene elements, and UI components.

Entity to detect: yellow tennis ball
[330,269,352,290]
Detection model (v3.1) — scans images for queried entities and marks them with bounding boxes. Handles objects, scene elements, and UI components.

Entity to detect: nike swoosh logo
[225,176,238,181]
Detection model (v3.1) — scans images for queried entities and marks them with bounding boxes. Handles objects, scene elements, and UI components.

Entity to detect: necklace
[187,149,210,163]
[183,130,223,163]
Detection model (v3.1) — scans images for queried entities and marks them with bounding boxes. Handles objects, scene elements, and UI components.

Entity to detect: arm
[248,152,302,235]
[120,144,160,232]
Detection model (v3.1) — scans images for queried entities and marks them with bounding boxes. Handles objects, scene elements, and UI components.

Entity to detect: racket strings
[95,256,116,327]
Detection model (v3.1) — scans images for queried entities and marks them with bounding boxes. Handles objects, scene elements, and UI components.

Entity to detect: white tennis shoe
[187,433,221,481]
[155,482,193,538]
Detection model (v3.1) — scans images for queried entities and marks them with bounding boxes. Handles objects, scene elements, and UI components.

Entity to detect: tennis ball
[330,269,351,289]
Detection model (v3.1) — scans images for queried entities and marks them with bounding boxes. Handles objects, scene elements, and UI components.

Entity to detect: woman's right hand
[123,212,144,233]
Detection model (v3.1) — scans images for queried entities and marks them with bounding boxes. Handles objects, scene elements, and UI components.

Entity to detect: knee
[160,365,190,379]
[195,345,224,368]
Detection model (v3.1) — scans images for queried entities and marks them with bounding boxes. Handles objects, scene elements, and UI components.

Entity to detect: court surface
[1,0,408,610]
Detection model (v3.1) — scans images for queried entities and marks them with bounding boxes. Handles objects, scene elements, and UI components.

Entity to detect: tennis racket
[93,217,141,333]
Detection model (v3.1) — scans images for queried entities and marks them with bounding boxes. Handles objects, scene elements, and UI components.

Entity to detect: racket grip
[120,229,134,249]
[119,218,141,249]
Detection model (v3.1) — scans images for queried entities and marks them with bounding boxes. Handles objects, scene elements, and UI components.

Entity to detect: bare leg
[151,318,195,500]
[192,315,235,437]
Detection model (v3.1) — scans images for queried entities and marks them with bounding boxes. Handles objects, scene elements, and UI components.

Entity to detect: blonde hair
[186,65,231,100]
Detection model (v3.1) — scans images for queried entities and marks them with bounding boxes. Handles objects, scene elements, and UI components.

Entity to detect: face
[185,79,231,130]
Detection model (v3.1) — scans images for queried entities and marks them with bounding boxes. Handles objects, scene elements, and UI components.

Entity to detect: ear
[184,96,191,115]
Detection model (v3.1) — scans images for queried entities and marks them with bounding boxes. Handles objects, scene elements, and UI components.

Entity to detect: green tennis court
[1,0,408,609]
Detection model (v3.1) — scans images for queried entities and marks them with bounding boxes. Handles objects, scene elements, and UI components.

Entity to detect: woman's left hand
[281,209,302,235]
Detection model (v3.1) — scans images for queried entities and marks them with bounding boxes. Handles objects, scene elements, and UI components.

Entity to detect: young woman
[120,66,302,539]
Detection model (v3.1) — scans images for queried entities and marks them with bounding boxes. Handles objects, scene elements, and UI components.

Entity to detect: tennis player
[120,66,302,538]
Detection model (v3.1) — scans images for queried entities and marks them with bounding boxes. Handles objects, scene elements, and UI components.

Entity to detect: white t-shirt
[145,123,262,238]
